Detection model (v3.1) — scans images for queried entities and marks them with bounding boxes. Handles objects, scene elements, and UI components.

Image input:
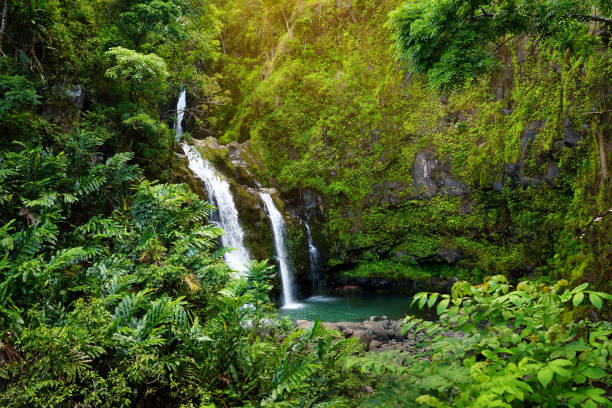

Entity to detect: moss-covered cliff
[199,0,611,289]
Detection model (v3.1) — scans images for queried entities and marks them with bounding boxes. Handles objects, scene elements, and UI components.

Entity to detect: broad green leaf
[436,298,450,315]
[549,359,573,367]
[582,367,606,379]
[427,293,439,308]
[572,292,584,306]
[571,283,588,294]
[588,293,602,310]
[595,292,612,300]
[418,295,427,309]
[537,367,554,387]
[549,365,572,378]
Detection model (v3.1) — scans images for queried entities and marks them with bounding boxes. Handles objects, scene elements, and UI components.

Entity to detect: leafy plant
[353,277,612,407]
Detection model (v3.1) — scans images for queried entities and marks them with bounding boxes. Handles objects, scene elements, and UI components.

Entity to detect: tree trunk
[597,123,608,181]
[0,0,8,56]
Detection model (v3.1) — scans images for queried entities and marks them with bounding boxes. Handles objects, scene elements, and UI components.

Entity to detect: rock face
[410,150,468,198]
[296,318,462,353]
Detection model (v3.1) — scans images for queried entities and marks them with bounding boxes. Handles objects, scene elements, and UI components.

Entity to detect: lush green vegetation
[388,0,612,90]
[209,0,611,289]
[355,277,612,407]
[0,0,610,406]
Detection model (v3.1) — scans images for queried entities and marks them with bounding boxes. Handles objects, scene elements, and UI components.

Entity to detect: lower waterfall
[304,221,320,296]
[260,193,299,308]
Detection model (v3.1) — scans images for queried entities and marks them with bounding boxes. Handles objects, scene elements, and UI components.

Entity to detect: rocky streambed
[296,318,427,353]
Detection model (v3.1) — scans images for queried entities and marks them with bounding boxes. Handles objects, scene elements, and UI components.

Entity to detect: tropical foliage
[354,277,612,407]
[388,0,612,90]
[0,0,610,406]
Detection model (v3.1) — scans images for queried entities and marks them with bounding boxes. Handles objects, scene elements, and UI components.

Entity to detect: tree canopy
[388,0,612,90]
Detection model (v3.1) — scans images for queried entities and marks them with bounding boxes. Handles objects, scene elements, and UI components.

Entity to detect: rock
[296,320,312,330]
[350,329,371,344]
[363,321,389,341]
[521,120,546,156]
[334,285,361,295]
[543,162,560,186]
[563,118,582,147]
[368,340,381,351]
[68,85,86,111]
[411,150,468,198]
[438,248,464,263]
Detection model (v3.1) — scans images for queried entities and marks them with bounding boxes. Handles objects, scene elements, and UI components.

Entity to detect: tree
[105,46,169,107]
[388,0,612,90]
[116,0,186,51]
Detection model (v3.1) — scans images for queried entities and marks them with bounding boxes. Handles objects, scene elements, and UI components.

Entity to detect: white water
[260,193,300,308]
[175,89,187,140]
[304,221,320,295]
[176,90,251,273]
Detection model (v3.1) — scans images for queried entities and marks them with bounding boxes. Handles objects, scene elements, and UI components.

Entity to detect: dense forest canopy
[388,0,612,90]
[0,0,611,407]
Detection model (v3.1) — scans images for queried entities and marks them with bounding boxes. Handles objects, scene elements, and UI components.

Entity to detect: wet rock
[543,162,560,186]
[438,248,464,263]
[68,85,86,111]
[350,329,371,344]
[363,321,389,341]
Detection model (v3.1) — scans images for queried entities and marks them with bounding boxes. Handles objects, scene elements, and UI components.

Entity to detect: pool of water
[278,294,436,322]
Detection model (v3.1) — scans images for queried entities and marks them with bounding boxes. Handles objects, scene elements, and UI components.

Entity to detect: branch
[586,15,612,25]
[582,109,612,115]
[571,14,612,25]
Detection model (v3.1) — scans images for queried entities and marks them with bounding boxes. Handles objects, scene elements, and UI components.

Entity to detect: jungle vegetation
[0,0,610,407]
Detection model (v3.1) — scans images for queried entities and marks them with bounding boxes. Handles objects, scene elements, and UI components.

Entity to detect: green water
[279,295,436,322]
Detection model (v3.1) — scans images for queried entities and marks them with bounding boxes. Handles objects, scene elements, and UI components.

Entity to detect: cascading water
[175,89,187,140]
[260,193,300,308]
[303,221,320,296]
[176,91,251,273]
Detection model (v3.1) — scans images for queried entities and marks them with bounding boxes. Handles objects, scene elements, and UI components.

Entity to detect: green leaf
[588,293,602,310]
[571,283,589,294]
[582,367,606,379]
[418,295,427,310]
[427,293,439,308]
[595,292,612,300]
[537,367,554,387]
[549,365,572,378]
[436,298,450,315]
[549,359,573,367]
[572,292,584,306]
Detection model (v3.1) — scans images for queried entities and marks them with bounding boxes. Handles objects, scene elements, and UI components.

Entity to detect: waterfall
[175,89,187,140]
[260,193,299,308]
[303,221,320,296]
[176,91,251,273]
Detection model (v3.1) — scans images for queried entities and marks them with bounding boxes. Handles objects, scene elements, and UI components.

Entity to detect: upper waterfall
[176,90,251,273]
[260,193,299,308]
[175,89,187,140]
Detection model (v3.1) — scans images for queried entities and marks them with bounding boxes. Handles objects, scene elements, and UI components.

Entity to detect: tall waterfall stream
[260,193,299,308]
[176,91,301,307]
[176,90,251,273]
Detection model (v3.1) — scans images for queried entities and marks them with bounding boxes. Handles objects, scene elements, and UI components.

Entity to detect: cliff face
[187,0,611,289]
